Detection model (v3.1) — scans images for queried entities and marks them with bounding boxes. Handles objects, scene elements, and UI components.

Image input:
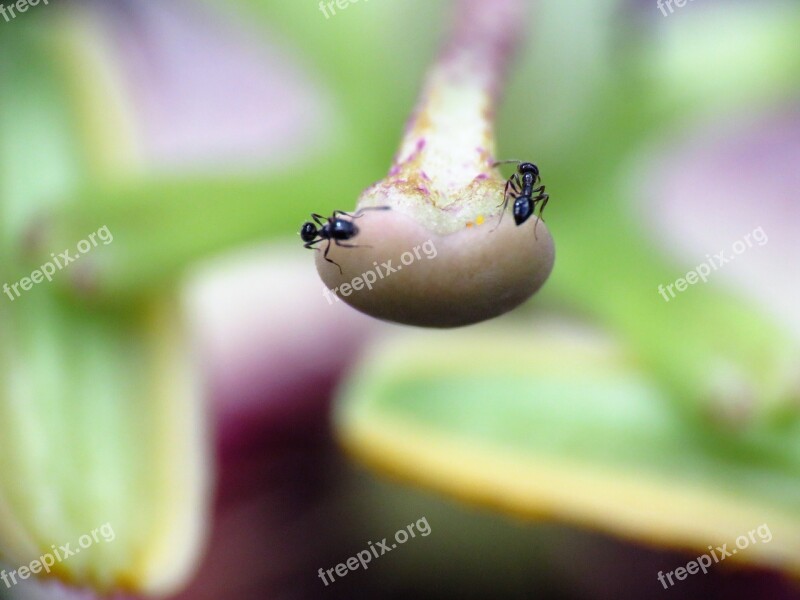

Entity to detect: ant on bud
[492,160,549,235]
[300,207,390,274]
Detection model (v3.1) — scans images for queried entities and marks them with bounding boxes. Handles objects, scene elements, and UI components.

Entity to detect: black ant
[492,160,549,234]
[300,207,390,274]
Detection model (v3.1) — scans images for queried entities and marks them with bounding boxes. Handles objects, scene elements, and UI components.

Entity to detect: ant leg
[311,213,327,225]
[350,206,391,219]
[498,179,511,208]
[492,195,510,231]
[531,186,548,218]
[537,193,549,221]
[303,239,323,249]
[322,241,343,274]
[335,240,372,249]
[328,209,366,221]
[497,174,522,209]
[492,175,521,232]
[533,191,549,239]
[492,186,511,232]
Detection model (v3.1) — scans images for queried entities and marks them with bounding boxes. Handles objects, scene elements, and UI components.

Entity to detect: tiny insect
[300,207,390,274]
[492,160,549,234]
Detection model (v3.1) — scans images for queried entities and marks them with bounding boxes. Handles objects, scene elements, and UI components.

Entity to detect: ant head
[513,196,534,226]
[518,162,539,176]
[300,222,318,242]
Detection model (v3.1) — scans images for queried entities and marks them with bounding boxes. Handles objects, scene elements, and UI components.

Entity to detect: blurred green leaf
[1,14,208,595]
[336,324,800,573]
[0,294,208,594]
[24,162,376,302]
